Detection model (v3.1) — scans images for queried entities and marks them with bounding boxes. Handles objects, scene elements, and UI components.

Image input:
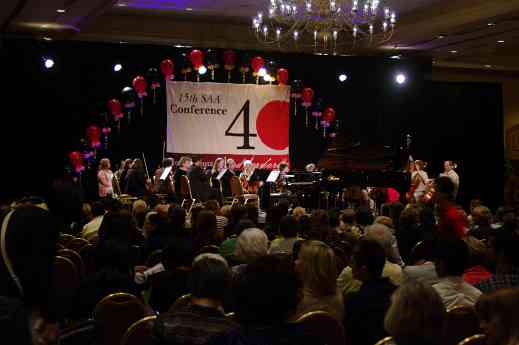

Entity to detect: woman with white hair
[232,228,269,277]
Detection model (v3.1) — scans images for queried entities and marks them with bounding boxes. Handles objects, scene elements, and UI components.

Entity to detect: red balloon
[302,88,315,104]
[86,125,101,148]
[132,76,147,94]
[251,56,265,73]
[323,107,336,123]
[69,151,81,165]
[223,50,236,70]
[277,68,289,85]
[160,59,174,79]
[107,99,122,115]
[189,49,204,69]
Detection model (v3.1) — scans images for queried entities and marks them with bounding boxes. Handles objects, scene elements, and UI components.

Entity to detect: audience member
[365,224,403,285]
[269,216,300,255]
[307,209,330,241]
[395,205,422,264]
[233,228,268,276]
[384,281,446,345]
[295,240,344,321]
[469,206,493,240]
[365,223,404,267]
[80,201,105,241]
[193,210,219,250]
[432,237,481,308]
[153,254,238,344]
[475,288,519,345]
[476,228,519,293]
[343,238,397,345]
[132,199,149,230]
[463,237,492,285]
[292,206,306,221]
[402,240,439,285]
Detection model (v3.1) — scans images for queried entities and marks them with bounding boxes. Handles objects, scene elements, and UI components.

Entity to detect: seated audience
[208,255,316,345]
[468,206,493,240]
[269,216,300,255]
[80,201,105,241]
[204,200,228,236]
[232,228,268,277]
[343,238,397,345]
[338,208,362,240]
[435,177,467,239]
[463,237,492,285]
[365,225,403,285]
[148,237,196,312]
[307,209,330,241]
[432,237,481,309]
[294,240,344,321]
[292,206,306,221]
[384,281,446,345]
[132,199,149,231]
[476,228,519,293]
[193,210,219,250]
[402,240,439,285]
[475,288,519,345]
[153,254,238,344]
[395,205,422,264]
[219,219,255,261]
[142,211,160,239]
[0,206,59,345]
[355,206,374,233]
[365,223,404,267]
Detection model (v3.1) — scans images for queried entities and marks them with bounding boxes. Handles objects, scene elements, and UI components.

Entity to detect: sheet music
[160,166,172,181]
[266,170,280,183]
[217,169,228,180]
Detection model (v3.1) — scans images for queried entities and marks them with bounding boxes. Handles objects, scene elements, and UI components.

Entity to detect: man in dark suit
[189,157,210,202]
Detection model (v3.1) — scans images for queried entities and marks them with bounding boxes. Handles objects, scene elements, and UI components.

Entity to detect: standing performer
[189,157,211,201]
[174,156,193,200]
[154,158,175,196]
[98,158,113,198]
[125,159,148,197]
[409,160,429,203]
[240,160,262,193]
[440,160,460,199]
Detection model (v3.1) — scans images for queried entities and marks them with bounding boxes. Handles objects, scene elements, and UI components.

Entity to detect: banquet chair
[51,255,80,320]
[57,248,85,279]
[457,334,486,345]
[229,175,258,206]
[120,315,157,345]
[197,245,220,255]
[79,244,97,276]
[444,306,480,345]
[169,293,191,311]
[293,311,345,345]
[58,233,75,247]
[94,292,147,345]
[67,237,89,252]
[374,337,395,345]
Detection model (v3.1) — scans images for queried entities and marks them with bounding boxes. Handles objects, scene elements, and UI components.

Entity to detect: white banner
[166,81,290,167]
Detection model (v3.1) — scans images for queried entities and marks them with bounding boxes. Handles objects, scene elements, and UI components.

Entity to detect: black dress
[189,166,211,201]
[174,169,188,200]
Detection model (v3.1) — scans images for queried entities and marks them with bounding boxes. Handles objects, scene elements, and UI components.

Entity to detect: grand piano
[317,127,410,197]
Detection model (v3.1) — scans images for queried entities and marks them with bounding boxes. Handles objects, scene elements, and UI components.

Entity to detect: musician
[240,160,262,194]
[174,156,193,200]
[113,159,131,195]
[189,157,210,201]
[97,158,113,198]
[275,162,290,193]
[410,160,429,203]
[226,158,238,175]
[440,160,459,199]
[125,159,148,197]
[153,158,174,195]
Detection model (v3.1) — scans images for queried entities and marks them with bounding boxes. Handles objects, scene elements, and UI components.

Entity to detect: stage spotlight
[113,63,122,72]
[395,73,406,85]
[43,57,55,69]
[338,74,348,82]
[258,67,267,77]
[198,65,207,75]
[263,74,274,82]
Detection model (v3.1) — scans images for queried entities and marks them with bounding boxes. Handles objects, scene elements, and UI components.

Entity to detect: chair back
[457,334,486,345]
[120,315,157,345]
[374,337,395,345]
[57,248,85,279]
[197,245,220,255]
[180,175,193,199]
[230,176,244,198]
[51,256,80,319]
[68,237,90,252]
[444,306,480,345]
[169,293,191,311]
[79,244,97,276]
[58,233,75,247]
[293,311,346,345]
[94,293,147,345]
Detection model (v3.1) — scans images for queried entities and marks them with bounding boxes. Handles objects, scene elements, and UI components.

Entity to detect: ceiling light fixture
[43,58,55,69]
[450,50,458,54]
[185,7,193,11]
[116,3,128,6]
[485,65,492,68]
[436,35,445,39]
[252,0,397,53]
[113,63,123,72]
[56,9,66,13]
[338,73,348,82]
[43,36,52,41]
[497,40,505,43]
[395,73,406,85]
[487,23,495,26]
[390,54,401,59]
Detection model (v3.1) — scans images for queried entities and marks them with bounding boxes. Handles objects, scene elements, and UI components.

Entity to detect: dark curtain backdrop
[0,38,503,208]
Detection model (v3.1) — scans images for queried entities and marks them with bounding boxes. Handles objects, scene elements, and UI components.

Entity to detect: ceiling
[2,0,519,72]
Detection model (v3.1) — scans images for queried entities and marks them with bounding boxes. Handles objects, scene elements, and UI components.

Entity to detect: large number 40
[225,100,257,149]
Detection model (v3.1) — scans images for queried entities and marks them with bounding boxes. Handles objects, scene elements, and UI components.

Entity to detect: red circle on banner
[256,100,289,150]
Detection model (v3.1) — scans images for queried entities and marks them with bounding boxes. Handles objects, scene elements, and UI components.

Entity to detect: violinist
[153,158,174,195]
[125,159,149,197]
[408,160,428,203]
[189,157,211,201]
[275,162,290,193]
[240,160,262,194]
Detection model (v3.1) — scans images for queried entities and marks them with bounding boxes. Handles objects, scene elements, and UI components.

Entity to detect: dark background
[0,38,503,208]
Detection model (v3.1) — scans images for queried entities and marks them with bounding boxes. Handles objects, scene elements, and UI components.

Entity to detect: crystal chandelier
[252,0,397,53]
